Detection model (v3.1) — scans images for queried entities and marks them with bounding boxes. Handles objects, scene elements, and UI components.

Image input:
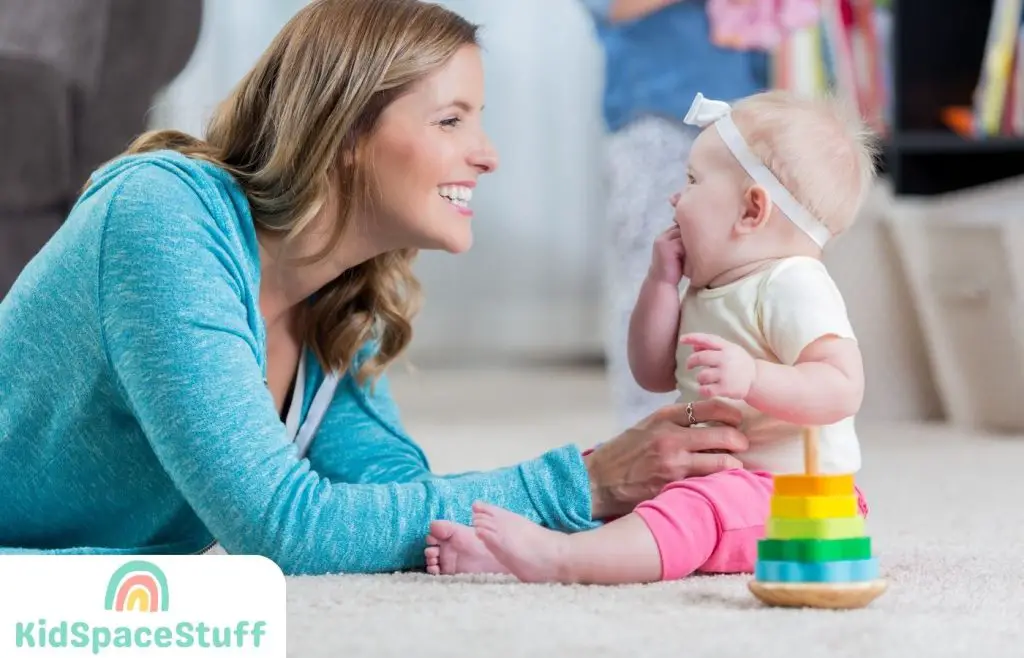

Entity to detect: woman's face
[365,44,498,254]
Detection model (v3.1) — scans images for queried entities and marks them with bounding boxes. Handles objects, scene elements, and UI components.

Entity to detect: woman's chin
[422,204,473,253]
[443,233,473,254]
[421,229,472,254]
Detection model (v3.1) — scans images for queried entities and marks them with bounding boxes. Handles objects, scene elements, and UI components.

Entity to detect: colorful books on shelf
[967,0,1024,137]
[770,0,890,136]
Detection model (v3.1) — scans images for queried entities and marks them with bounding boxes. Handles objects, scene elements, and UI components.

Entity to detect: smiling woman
[0,0,750,575]
[365,60,494,255]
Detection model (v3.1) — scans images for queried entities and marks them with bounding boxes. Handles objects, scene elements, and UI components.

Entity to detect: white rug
[283,368,1024,657]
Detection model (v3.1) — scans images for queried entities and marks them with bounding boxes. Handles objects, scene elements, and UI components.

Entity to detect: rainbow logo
[103,560,169,613]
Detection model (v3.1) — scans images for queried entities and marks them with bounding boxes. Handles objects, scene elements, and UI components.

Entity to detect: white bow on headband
[683,93,831,249]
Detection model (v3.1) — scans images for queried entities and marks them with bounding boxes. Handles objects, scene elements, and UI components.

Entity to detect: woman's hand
[582,399,748,519]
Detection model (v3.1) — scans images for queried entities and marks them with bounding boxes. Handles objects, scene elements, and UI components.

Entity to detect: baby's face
[670,128,747,287]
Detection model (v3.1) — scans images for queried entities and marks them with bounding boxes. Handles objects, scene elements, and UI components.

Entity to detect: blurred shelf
[889,1,1024,195]
[890,131,1024,153]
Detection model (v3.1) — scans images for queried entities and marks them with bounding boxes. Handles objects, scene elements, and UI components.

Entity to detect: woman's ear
[735,184,771,235]
[338,125,368,171]
[338,138,357,170]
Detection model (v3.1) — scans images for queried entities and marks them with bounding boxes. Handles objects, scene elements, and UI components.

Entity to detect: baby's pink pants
[628,469,869,581]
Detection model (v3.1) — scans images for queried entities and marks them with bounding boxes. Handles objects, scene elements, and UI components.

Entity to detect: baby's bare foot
[472,502,573,583]
[424,519,510,575]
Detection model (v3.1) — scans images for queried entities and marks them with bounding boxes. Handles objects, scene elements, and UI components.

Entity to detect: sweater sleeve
[97,165,597,575]
[307,369,599,534]
[307,365,597,536]
[306,368,435,484]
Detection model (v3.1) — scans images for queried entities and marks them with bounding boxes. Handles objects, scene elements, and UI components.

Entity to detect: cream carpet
[283,367,1024,657]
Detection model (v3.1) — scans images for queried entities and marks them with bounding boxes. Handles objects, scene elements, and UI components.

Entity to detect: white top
[283,349,339,458]
[674,256,861,474]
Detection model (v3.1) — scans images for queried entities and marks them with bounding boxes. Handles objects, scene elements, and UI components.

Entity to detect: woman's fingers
[584,403,751,518]
[687,398,743,427]
[654,399,741,428]
[679,424,748,454]
[683,449,745,477]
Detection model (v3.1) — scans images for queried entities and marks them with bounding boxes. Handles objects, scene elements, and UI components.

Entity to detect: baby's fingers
[686,351,722,370]
[699,384,723,398]
[679,332,725,351]
[696,368,720,386]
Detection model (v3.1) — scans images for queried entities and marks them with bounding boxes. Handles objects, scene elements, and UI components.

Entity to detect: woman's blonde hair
[124,0,479,383]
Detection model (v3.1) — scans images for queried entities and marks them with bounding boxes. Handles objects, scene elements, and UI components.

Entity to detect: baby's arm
[628,225,687,393]
[680,333,863,426]
[627,274,683,392]
[681,259,863,426]
[746,336,863,425]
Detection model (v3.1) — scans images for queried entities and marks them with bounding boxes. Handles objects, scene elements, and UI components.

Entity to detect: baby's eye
[687,173,696,184]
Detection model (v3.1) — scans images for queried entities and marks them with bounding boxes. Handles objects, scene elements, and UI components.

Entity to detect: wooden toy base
[748,579,887,609]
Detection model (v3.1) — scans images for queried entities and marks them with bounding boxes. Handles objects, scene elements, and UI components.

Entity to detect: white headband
[683,93,831,248]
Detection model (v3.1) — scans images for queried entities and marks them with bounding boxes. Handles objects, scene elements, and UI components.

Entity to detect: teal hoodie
[0,150,597,574]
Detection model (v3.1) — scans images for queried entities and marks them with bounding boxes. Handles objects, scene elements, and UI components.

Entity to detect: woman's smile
[438,182,474,216]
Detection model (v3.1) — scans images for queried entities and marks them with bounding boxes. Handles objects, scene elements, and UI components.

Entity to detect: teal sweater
[0,150,597,575]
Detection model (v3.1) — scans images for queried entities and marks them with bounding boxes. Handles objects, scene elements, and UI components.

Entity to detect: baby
[425,90,879,584]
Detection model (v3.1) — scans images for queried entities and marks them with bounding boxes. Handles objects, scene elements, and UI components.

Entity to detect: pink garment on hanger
[707,0,821,51]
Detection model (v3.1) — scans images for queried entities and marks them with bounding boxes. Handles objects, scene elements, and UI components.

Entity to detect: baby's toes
[425,546,441,574]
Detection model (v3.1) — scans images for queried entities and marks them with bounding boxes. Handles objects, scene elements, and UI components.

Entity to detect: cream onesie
[674,255,861,475]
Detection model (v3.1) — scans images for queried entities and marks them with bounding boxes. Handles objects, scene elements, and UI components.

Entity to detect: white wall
[149,0,311,136]
[406,0,607,364]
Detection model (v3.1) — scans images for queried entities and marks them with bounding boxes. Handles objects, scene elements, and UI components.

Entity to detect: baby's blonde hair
[728,90,880,237]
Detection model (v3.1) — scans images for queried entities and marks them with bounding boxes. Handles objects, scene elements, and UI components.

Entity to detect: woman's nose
[470,135,499,174]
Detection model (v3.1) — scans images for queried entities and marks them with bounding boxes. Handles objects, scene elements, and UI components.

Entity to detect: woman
[0,0,748,576]
[579,0,768,428]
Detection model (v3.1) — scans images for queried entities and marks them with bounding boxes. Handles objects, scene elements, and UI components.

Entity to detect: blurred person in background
[580,0,768,428]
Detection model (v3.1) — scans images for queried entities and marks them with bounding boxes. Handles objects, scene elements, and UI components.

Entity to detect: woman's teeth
[439,185,472,208]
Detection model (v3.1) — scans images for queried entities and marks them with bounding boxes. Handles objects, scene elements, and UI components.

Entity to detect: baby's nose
[669,192,681,206]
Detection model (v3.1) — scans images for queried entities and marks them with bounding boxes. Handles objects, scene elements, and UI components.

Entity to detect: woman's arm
[99,165,597,576]
[305,363,434,484]
[581,0,685,23]
[305,363,488,485]
[306,344,503,485]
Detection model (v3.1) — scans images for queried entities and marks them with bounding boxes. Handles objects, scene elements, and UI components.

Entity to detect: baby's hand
[680,333,756,400]
[648,225,686,285]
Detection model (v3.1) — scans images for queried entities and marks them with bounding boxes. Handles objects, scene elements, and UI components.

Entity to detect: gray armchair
[0,0,203,297]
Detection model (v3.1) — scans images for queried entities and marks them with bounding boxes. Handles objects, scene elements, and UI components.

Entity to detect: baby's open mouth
[438,185,472,209]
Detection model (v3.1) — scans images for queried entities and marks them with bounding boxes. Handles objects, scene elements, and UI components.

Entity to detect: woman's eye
[439,117,462,128]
